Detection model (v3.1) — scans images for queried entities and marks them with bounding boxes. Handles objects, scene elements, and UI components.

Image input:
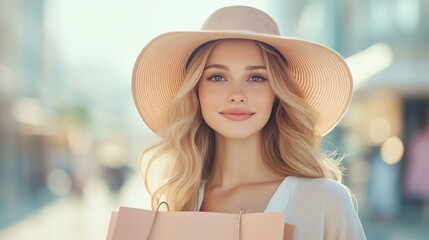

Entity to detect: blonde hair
[257,42,342,180]
[140,40,343,211]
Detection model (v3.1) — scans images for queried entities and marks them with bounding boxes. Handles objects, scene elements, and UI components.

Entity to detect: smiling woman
[132,5,366,239]
[198,40,276,140]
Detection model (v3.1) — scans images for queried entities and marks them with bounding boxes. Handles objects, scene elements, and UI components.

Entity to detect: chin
[215,128,261,140]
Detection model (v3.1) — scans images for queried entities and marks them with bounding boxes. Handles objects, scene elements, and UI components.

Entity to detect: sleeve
[321,181,367,240]
[284,179,366,240]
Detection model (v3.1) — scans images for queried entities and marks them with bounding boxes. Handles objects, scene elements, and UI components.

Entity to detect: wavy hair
[257,42,342,181]
[140,39,343,211]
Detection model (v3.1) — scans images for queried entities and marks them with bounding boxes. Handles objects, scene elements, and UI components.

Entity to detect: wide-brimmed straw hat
[132,6,353,136]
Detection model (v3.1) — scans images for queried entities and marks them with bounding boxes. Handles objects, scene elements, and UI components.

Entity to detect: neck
[208,132,274,190]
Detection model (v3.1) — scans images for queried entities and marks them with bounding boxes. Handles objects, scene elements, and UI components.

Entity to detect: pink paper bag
[107,206,295,240]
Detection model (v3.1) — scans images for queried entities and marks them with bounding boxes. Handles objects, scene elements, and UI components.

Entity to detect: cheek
[197,85,208,109]
[198,84,215,113]
[266,86,276,103]
[254,88,276,107]
[198,87,219,127]
[198,83,226,107]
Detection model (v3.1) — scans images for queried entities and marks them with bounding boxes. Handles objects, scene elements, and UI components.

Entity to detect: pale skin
[198,39,286,213]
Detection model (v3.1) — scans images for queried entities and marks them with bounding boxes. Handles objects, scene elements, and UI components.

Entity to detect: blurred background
[1,0,428,239]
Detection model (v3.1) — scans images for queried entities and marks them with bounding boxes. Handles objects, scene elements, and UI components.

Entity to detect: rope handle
[237,208,247,240]
[145,201,169,240]
[145,202,247,240]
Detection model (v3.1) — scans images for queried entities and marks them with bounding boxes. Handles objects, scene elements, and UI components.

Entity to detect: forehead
[206,39,265,65]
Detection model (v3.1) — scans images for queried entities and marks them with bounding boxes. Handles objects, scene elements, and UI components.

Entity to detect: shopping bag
[107,202,295,240]
[106,211,117,240]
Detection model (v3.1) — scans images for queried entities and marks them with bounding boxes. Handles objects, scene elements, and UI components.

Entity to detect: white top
[198,176,366,240]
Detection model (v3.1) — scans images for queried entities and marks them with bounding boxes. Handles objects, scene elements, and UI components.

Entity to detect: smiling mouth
[219,110,255,121]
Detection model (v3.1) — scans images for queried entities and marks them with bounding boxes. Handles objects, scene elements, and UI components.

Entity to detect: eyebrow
[204,64,266,71]
[204,64,228,70]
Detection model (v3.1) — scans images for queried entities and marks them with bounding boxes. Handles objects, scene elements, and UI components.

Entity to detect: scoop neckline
[197,176,297,212]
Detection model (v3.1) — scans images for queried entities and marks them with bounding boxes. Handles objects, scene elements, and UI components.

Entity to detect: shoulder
[286,177,357,218]
[297,177,348,192]
[295,177,354,206]
[286,178,366,239]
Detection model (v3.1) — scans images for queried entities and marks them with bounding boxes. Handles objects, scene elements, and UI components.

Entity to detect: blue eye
[209,75,225,82]
[249,76,266,82]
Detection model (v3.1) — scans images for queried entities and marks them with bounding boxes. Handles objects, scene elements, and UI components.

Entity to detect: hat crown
[201,6,281,36]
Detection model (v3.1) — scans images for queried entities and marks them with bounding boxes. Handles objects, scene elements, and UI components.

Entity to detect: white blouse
[198,176,367,240]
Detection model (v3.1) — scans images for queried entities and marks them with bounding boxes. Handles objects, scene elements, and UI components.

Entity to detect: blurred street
[1,173,429,240]
[0,174,150,240]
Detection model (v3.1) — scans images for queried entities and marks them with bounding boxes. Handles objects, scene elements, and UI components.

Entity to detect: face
[198,39,276,139]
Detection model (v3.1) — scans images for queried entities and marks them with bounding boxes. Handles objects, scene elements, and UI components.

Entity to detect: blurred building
[0,0,55,228]
[343,0,429,218]
[273,0,429,230]
[0,0,134,229]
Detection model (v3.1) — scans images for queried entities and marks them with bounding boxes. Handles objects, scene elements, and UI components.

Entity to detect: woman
[132,6,366,239]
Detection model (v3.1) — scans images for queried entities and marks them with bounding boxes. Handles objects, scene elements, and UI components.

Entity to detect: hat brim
[132,31,353,136]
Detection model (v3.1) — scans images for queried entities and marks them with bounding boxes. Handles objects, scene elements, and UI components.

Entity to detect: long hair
[140,39,343,211]
[257,42,342,181]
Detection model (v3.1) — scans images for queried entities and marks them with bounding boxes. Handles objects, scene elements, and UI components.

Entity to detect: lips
[219,109,255,121]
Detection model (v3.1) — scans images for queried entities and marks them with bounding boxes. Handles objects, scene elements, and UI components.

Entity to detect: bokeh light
[369,117,392,144]
[46,169,72,196]
[380,136,404,165]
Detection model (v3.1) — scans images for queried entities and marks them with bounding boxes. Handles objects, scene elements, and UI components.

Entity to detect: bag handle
[146,202,247,240]
[237,208,247,240]
[145,201,169,240]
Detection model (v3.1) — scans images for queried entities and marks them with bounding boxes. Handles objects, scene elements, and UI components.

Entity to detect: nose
[227,85,247,103]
